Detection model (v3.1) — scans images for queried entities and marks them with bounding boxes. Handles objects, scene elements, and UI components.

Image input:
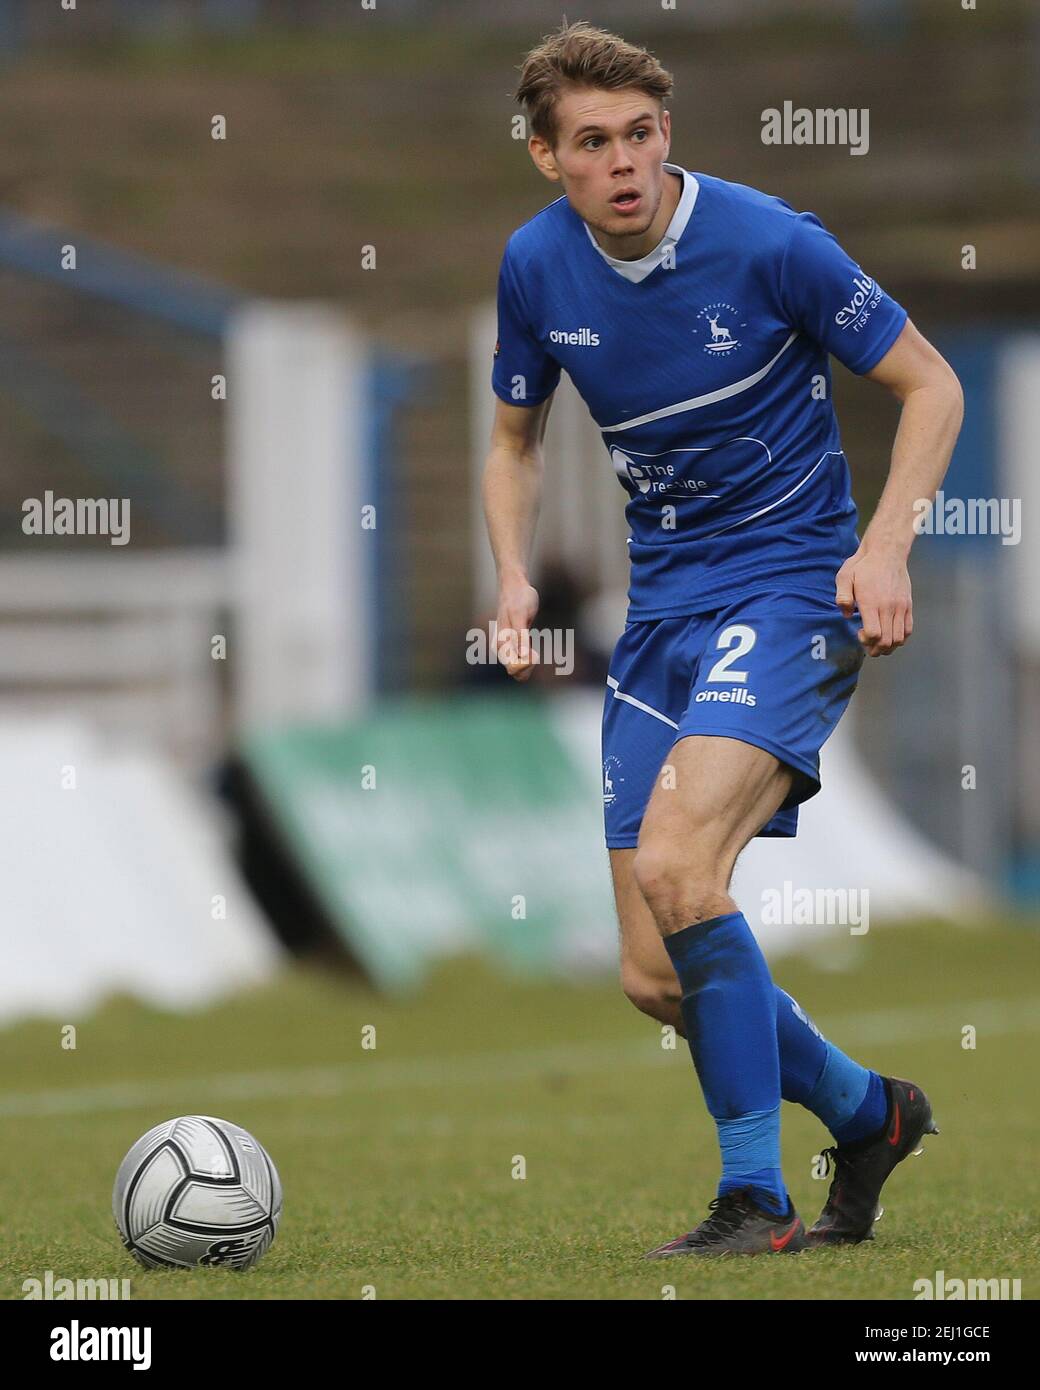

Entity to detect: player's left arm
[836,319,964,656]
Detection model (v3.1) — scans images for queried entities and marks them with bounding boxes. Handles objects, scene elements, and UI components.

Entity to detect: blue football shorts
[601,589,865,847]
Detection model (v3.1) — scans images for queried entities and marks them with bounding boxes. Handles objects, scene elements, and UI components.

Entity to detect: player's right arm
[481,393,553,681]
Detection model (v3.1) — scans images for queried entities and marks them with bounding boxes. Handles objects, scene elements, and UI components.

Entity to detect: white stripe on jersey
[702,451,845,539]
[602,332,798,432]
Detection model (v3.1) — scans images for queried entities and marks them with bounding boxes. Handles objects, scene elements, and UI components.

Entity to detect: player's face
[529,88,671,248]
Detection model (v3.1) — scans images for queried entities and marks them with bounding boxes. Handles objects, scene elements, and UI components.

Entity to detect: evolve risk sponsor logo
[834,273,883,334]
[696,303,744,354]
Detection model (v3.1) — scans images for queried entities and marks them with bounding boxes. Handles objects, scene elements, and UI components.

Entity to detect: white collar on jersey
[584,163,699,284]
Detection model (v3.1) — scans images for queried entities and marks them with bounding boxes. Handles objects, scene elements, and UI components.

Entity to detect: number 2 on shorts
[705,624,756,684]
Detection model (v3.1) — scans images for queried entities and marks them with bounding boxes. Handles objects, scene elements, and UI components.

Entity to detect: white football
[112,1116,282,1269]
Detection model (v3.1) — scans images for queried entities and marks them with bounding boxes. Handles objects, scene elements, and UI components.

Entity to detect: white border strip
[606,674,679,729]
[603,332,798,433]
[703,451,843,539]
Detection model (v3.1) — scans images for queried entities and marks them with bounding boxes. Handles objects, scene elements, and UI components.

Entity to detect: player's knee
[632,845,728,930]
[621,963,679,1023]
[631,844,680,908]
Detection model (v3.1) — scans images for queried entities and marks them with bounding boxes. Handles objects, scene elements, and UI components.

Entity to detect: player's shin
[663,912,788,1216]
[775,987,887,1143]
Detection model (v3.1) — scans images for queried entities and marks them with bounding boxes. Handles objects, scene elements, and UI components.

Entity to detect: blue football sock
[715,1113,787,1215]
[775,986,829,1103]
[823,1066,888,1145]
[664,913,788,1217]
[774,987,887,1143]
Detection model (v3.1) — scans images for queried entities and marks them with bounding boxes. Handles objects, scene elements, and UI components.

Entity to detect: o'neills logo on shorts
[695,687,757,707]
[548,327,600,345]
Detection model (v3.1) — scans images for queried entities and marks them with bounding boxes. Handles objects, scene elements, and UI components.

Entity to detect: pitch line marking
[1,995,1038,1118]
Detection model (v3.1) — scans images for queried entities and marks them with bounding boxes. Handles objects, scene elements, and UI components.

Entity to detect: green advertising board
[240,693,617,991]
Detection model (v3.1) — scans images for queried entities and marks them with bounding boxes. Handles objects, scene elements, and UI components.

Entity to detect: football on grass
[113,1115,282,1269]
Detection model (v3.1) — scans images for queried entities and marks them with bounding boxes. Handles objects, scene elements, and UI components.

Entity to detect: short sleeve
[778,212,907,374]
[491,242,561,406]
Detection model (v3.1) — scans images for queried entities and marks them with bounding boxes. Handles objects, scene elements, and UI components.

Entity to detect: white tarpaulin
[0,721,281,1024]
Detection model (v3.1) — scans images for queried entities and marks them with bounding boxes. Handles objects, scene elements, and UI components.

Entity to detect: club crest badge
[697,302,745,354]
[603,755,624,807]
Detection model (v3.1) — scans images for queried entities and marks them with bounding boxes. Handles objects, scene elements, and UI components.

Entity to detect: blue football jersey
[492,167,908,619]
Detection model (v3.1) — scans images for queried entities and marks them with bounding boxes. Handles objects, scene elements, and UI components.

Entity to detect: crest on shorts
[603,755,624,806]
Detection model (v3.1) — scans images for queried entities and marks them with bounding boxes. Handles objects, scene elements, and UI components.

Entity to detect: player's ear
[528,135,561,183]
[659,106,671,158]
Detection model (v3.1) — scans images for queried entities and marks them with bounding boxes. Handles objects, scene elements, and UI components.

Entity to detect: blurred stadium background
[1,0,1039,1298]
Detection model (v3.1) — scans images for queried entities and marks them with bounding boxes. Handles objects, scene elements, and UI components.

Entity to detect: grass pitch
[2,918,1038,1301]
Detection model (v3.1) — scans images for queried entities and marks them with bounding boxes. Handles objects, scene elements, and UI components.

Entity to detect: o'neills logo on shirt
[548,327,600,345]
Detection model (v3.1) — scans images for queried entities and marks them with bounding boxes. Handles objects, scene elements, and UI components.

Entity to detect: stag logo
[697,303,744,354]
[603,756,624,807]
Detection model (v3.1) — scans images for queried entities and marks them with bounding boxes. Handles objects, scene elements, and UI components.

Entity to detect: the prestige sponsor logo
[609,447,714,499]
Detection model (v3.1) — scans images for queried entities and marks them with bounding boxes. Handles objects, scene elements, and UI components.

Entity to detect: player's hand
[835,543,913,657]
[494,577,540,681]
